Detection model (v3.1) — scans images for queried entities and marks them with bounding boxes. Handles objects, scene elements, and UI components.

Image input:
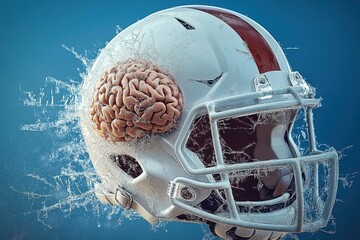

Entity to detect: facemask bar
[170,84,339,232]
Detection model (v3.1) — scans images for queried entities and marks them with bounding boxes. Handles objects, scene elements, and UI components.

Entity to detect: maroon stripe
[191,7,280,73]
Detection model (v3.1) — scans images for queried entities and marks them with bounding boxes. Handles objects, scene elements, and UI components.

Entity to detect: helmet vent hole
[110,154,143,178]
[175,17,195,30]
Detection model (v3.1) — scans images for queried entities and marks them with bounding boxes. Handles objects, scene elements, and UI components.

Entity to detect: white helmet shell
[80,5,338,240]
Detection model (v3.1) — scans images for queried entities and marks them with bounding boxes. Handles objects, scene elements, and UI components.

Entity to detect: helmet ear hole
[110,154,143,178]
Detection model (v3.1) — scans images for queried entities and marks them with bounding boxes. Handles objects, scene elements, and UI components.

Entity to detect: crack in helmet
[80,5,339,240]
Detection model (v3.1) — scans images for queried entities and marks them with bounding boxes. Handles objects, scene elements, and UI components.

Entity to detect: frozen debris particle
[90,60,183,142]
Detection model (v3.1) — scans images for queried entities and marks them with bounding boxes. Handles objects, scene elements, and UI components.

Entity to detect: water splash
[339,171,358,189]
[115,25,123,34]
[15,45,216,239]
[283,47,300,50]
[15,40,353,240]
[15,46,141,230]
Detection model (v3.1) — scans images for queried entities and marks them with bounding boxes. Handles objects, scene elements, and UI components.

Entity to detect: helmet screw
[259,75,267,84]
[180,187,194,200]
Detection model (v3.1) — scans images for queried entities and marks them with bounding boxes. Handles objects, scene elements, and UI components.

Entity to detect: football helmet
[80,5,339,240]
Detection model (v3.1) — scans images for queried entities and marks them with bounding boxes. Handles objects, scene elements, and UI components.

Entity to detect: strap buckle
[94,184,133,209]
[115,187,133,210]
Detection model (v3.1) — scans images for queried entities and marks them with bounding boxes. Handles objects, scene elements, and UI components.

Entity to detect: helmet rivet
[259,76,266,84]
[180,187,194,200]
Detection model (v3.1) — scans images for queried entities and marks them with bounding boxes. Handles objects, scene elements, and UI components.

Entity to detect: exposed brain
[89,60,183,142]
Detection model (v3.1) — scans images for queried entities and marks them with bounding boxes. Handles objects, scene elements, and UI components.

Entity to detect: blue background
[1,0,359,239]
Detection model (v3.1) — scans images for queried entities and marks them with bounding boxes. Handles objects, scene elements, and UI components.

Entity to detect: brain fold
[90,60,183,142]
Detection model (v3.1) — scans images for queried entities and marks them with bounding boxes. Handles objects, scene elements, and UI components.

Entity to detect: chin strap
[209,223,286,240]
[94,184,159,224]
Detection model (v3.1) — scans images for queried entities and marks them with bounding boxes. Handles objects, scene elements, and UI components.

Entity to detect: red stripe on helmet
[192,7,281,74]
